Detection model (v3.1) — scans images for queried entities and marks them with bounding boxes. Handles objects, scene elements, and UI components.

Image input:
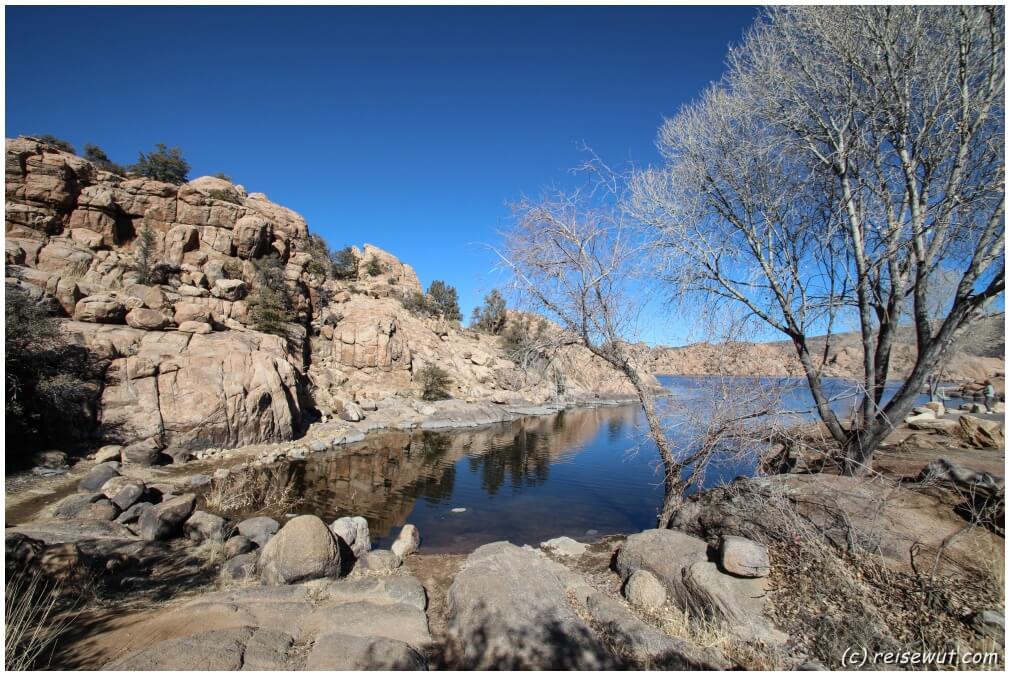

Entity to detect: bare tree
[496,163,786,525]
[631,5,1004,474]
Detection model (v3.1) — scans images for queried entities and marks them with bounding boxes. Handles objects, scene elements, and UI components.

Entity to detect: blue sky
[6,5,758,344]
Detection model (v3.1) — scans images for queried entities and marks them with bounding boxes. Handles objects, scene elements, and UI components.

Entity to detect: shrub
[417,365,452,401]
[471,289,507,334]
[365,257,383,276]
[427,280,462,322]
[304,234,332,278]
[399,290,434,317]
[6,285,101,459]
[35,134,75,154]
[206,188,242,205]
[133,220,158,284]
[82,144,125,174]
[131,143,190,184]
[213,171,232,181]
[331,246,358,279]
[247,257,294,336]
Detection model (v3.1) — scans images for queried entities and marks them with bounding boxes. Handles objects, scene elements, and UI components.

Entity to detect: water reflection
[237,375,957,552]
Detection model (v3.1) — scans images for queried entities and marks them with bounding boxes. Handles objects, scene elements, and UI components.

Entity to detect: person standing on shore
[983,381,996,414]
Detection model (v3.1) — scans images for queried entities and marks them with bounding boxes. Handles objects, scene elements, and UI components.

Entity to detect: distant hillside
[642,313,1005,383]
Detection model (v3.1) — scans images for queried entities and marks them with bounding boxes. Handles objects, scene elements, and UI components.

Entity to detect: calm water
[246,375,961,552]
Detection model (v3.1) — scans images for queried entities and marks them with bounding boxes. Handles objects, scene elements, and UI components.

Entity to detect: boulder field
[6,135,653,460]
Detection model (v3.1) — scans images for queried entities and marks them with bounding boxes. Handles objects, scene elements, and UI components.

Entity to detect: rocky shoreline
[6,400,1005,670]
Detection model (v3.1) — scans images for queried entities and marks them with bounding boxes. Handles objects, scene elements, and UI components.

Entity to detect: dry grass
[203,467,297,515]
[649,604,787,670]
[4,570,80,670]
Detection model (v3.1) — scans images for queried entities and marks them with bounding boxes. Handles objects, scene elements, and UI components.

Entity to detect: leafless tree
[631,5,1004,474]
[494,162,788,525]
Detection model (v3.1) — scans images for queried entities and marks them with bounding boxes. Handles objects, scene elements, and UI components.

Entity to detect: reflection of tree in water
[409,432,457,504]
[606,415,626,443]
[468,429,552,495]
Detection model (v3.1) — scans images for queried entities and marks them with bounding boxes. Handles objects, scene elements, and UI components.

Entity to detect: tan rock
[126,308,169,330]
[74,295,126,323]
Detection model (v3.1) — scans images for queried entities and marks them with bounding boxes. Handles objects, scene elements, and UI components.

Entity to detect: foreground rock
[616,529,785,644]
[102,576,431,669]
[447,541,726,669]
[259,515,341,585]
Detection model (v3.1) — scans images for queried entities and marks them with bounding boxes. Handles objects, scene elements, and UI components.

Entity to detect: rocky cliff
[5,136,646,457]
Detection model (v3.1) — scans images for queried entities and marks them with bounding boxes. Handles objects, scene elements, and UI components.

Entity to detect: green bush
[471,289,507,334]
[131,143,190,184]
[330,246,358,279]
[35,135,75,154]
[365,257,383,276]
[213,171,232,181]
[248,258,294,335]
[83,144,126,174]
[417,364,452,401]
[427,280,462,322]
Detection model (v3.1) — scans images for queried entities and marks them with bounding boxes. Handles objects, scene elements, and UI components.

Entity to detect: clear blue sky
[6,5,758,344]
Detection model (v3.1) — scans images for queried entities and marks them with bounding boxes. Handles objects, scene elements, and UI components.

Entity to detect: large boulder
[958,416,1004,449]
[73,295,126,323]
[258,515,341,585]
[100,476,146,511]
[718,535,770,578]
[137,493,196,541]
[125,307,169,330]
[615,528,784,644]
[447,541,616,669]
[78,462,120,492]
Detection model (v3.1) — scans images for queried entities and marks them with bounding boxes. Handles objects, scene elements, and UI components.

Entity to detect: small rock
[624,569,667,610]
[115,501,154,525]
[185,510,229,543]
[138,494,197,541]
[540,536,587,558]
[391,524,420,559]
[719,535,770,578]
[219,551,258,585]
[237,516,280,547]
[186,473,211,487]
[451,507,467,513]
[53,492,103,519]
[122,438,162,466]
[330,516,371,558]
[309,440,328,453]
[101,476,147,511]
[78,462,120,492]
[355,549,402,572]
[177,320,213,334]
[32,450,68,469]
[357,398,377,411]
[94,444,123,463]
[223,535,256,559]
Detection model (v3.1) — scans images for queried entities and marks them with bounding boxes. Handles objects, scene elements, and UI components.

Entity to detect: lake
[246,375,962,552]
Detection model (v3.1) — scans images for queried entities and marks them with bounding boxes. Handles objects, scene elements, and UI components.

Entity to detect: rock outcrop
[6,136,650,455]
